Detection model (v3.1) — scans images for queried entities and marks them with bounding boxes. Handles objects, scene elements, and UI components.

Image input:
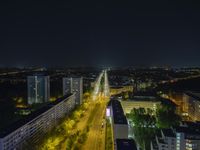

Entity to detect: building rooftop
[111,99,127,125]
[28,73,49,76]
[116,139,137,150]
[162,129,176,138]
[110,86,124,89]
[128,98,160,102]
[182,121,200,131]
[0,93,73,138]
[133,91,157,97]
[175,124,200,140]
[151,138,159,150]
[107,100,112,107]
[176,126,200,135]
[185,91,200,102]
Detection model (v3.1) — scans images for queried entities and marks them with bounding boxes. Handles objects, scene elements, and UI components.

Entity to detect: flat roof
[116,139,137,150]
[133,91,157,97]
[111,99,127,125]
[182,121,200,129]
[110,86,123,89]
[28,73,49,77]
[175,124,200,140]
[185,91,200,102]
[128,98,160,102]
[0,94,73,138]
[63,77,82,79]
[151,139,159,150]
[176,126,200,135]
[162,129,176,137]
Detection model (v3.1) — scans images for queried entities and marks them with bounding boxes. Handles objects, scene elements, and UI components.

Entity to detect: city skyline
[1,67,200,149]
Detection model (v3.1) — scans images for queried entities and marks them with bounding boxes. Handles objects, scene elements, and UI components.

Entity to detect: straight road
[82,69,110,150]
[60,71,105,150]
[82,100,107,150]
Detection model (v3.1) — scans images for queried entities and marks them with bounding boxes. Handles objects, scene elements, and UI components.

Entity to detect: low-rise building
[110,86,133,95]
[151,129,176,150]
[111,99,128,140]
[121,91,168,114]
[183,92,200,121]
[151,122,200,150]
[121,100,160,114]
[116,139,138,150]
[175,122,200,150]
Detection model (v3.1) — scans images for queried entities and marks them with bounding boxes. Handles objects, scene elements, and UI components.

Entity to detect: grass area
[105,119,113,150]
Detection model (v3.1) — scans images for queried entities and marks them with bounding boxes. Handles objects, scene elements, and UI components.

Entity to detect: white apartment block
[0,94,75,150]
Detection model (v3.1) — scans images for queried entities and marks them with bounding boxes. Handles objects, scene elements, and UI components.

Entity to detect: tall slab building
[63,77,83,105]
[27,75,50,105]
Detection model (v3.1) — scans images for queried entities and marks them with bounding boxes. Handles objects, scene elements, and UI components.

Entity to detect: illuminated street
[92,71,104,101]
[55,70,110,150]
[104,70,110,98]
[82,70,110,150]
[60,101,97,150]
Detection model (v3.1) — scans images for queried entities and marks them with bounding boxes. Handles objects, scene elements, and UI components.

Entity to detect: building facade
[121,100,160,114]
[151,122,200,150]
[183,92,200,121]
[0,94,75,150]
[110,86,133,96]
[151,129,176,150]
[116,139,138,150]
[176,126,200,150]
[27,75,50,105]
[63,77,83,105]
[110,99,128,140]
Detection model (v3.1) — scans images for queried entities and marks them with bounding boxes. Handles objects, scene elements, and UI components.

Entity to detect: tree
[0,98,16,128]
[156,106,181,128]
[155,99,181,128]
[66,138,73,150]
[128,108,157,150]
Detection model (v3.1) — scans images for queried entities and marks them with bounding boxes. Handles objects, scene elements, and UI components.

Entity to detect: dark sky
[0,0,199,67]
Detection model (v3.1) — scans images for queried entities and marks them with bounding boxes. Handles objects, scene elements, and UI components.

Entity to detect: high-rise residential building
[27,75,50,105]
[63,77,83,105]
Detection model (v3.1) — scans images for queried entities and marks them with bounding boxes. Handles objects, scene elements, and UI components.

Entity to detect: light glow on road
[92,69,110,101]
[104,70,110,98]
[92,71,104,101]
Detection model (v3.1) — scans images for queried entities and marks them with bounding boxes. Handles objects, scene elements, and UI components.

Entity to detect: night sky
[0,1,199,67]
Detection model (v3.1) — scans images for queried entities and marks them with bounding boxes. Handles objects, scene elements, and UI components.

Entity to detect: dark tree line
[0,98,17,129]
